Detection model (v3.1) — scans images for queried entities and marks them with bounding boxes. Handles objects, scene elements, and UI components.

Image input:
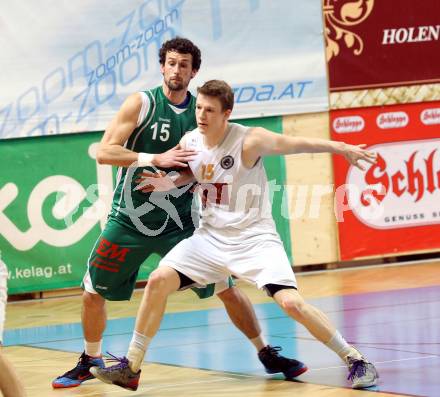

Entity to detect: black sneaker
[52,351,105,388]
[258,345,308,378]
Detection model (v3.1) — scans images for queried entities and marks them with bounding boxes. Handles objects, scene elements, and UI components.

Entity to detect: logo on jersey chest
[220,155,234,170]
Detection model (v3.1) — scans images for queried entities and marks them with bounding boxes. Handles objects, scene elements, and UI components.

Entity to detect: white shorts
[0,261,8,343]
[160,228,297,291]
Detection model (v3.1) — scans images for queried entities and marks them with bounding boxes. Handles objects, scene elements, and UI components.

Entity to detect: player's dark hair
[197,80,234,111]
[159,37,201,71]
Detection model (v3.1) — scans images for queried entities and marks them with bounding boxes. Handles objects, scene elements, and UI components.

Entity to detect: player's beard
[165,77,185,91]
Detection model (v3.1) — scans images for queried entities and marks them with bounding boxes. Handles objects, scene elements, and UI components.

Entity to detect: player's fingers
[176,155,197,162]
[364,157,377,165]
[174,147,197,152]
[134,177,157,184]
[174,150,198,157]
[134,183,151,191]
[173,161,189,167]
[140,186,154,193]
[134,177,159,189]
[354,161,366,171]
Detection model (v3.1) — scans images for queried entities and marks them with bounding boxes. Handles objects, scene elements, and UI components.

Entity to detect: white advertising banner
[0,0,328,139]
[346,139,440,230]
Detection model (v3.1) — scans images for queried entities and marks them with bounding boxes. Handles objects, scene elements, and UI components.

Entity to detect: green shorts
[82,217,232,300]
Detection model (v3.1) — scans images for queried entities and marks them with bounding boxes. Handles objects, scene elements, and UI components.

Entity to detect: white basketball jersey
[184,122,278,240]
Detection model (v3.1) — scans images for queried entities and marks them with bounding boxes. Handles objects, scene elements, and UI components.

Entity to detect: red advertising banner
[331,101,440,259]
[325,0,440,91]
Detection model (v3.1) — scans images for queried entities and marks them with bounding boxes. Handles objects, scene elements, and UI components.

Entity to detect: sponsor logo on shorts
[96,238,130,262]
[95,285,108,290]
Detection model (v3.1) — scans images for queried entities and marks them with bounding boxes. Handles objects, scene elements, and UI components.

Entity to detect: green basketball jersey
[110,86,197,234]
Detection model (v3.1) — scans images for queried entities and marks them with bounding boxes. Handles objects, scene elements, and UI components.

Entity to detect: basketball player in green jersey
[52,38,306,389]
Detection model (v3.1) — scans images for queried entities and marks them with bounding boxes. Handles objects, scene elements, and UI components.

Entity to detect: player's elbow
[96,146,109,164]
[271,136,288,155]
[96,151,105,164]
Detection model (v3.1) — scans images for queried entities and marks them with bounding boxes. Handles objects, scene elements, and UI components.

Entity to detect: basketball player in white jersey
[0,260,26,397]
[91,80,379,390]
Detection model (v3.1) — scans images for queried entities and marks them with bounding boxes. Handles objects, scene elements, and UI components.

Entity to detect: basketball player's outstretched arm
[96,93,196,168]
[242,127,376,170]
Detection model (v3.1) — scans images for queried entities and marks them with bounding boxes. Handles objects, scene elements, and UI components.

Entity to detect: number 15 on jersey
[201,163,215,180]
[150,122,170,141]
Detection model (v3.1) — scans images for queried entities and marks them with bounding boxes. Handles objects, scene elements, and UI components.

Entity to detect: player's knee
[83,290,105,309]
[147,268,176,294]
[278,296,306,320]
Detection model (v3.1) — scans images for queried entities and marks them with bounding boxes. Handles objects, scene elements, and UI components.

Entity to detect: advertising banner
[0,132,113,293]
[0,117,291,294]
[331,101,440,259]
[325,0,440,91]
[0,0,327,140]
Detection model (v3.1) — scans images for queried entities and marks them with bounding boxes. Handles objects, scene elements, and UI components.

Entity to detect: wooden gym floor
[4,260,440,397]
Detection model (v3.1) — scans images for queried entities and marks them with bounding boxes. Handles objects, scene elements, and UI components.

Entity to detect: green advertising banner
[0,132,109,294]
[0,117,291,294]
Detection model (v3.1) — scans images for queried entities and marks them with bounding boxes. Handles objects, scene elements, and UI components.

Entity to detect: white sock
[127,331,151,372]
[250,335,267,352]
[85,340,102,357]
[325,331,362,362]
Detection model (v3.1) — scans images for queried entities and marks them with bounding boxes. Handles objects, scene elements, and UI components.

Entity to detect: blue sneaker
[52,351,104,388]
[258,345,308,378]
